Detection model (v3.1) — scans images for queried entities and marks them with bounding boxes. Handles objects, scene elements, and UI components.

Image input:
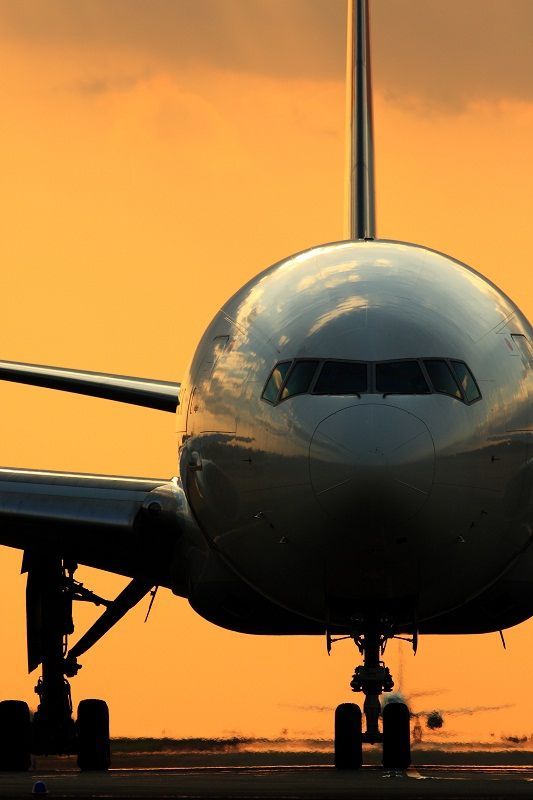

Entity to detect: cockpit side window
[424,360,462,399]
[280,360,319,400]
[313,361,368,395]
[262,361,291,404]
[451,361,481,403]
[375,360,430,395]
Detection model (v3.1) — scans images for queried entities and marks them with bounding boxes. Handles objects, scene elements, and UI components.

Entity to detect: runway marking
[406,768,425,779]
[381,769,411,779]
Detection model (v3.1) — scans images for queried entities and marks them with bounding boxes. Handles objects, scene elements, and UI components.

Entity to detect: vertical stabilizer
[345,0,376,240]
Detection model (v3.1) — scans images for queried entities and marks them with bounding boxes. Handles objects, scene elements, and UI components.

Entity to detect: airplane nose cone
[310,404,435,526]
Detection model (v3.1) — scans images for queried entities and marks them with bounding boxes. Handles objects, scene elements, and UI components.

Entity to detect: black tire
[382,702,411,769]
[77,699,110,771]
[334,702,363,770]
[0,700,31,771]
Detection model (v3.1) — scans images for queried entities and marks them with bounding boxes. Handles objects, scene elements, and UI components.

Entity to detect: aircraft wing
[0,467,185,587]
[0,360,180,411]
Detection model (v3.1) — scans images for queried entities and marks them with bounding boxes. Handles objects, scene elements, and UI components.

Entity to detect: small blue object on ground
[32,780,48,795]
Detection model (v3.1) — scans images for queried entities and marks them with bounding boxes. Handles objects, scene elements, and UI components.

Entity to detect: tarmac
[4,764,533,799]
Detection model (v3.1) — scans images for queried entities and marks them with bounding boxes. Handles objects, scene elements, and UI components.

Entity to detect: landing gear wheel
[77,699,111,771]
[0,701,31,771]
[382,702,411,769]
[334,703,363,770]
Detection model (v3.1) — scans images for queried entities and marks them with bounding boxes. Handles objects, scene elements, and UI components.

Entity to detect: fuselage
[177,240,532,636]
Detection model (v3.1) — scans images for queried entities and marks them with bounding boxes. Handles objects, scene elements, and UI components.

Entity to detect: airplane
[408,704,511,740]
[0,0,531,773]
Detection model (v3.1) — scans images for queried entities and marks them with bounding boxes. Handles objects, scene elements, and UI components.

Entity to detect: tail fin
[345,0,376,240]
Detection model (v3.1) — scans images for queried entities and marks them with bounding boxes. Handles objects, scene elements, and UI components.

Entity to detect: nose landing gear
[334,630,411,770]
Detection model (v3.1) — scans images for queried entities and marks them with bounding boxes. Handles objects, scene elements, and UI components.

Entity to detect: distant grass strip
[111,737,331,754]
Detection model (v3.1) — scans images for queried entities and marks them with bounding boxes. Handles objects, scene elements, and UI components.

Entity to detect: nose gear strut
[332,626,412,770]
[351,631,394,743]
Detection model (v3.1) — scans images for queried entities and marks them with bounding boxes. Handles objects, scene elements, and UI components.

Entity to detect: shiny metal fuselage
[177,240,532,636]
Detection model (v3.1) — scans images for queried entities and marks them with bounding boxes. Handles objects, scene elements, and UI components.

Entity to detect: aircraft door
[506,333,532,432]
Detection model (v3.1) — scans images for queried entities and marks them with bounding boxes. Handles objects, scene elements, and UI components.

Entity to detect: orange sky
[0,0,531,743]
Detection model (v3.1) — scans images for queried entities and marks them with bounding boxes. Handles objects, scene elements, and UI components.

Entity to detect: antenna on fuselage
[345,0,376,241]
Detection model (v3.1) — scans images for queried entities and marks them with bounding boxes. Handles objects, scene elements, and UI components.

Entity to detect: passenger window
[313,361,367,395]
[424,360,462,399]
[376,361,429,394]
[451,361,481,403]
[280,361,319,400]
[262,362,291,404]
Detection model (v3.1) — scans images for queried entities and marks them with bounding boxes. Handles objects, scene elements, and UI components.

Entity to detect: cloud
[372,0,533,109]
[73,74,148,96]
[0,0,341,79]
[0,0,532,109]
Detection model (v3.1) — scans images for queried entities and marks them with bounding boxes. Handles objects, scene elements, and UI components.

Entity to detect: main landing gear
[333,629,412,770]
[0,552,153,771]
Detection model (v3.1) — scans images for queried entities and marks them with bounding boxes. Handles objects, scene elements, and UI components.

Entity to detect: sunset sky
[0,0,531,743]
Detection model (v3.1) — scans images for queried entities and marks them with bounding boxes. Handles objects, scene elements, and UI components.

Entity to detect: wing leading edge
[0,467,187,586]
[0,360,180,412]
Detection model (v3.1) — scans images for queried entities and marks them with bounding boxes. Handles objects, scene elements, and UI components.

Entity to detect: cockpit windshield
[262,361,291,403]
[451,361,481,403]
[375,361,429,395]
[424,360,462,399]
[280,361,319,399]
[262,357,481,406]
[314,361,367,395]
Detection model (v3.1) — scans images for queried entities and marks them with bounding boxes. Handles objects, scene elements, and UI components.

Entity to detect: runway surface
[4,765,533,799]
